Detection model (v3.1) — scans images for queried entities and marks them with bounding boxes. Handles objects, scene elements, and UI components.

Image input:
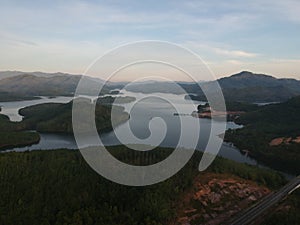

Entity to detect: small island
[96,96,136,104]
[109,90,120,95]
[191,103,244,121]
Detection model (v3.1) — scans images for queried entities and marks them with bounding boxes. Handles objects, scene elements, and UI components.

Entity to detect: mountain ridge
[217,71,300,89]
[0,70,84,79]
[1,70,300,103]
[190,71,300,102]
[0,73,108,100]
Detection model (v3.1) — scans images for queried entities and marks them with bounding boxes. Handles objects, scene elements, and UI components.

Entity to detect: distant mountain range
[0,71,86,79]
[122,71,300,102]
[125,81,192,94]
[186,71,300,102]
[0,70,299,103]
[0,72,108,101]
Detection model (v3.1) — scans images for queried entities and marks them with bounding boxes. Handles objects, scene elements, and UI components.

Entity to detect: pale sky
[0,0,300,81]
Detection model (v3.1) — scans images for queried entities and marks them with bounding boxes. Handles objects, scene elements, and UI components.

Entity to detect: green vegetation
[96,96,136,104]
[0,146,286,225]
[184,71,300,103]
[0,74,110,100]
[193,100,260,112]
[0,114,39,149]
[0,131,40,150]
[0,99,129,150]
[109,90,120,95]
[222,101,260,112]
[125,82,187,94]
[261,189,300,225]
[225,96,300,174]
[0,91,40,102]
[0,114,25,131]
[19,99,129,133]
[208,156,286,189]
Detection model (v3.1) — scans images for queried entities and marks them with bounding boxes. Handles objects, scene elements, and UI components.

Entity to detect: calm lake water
[0,91,260,167]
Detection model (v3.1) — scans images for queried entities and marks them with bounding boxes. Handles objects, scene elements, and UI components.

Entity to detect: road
[228,175,300,225]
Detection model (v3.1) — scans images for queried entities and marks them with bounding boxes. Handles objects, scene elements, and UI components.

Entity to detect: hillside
[261,189,300,225]
[187,71,300,103]
[0,71,84,80]
[234,96,300,132]
[0,99,129,149]
[225,96,300,174]
[0,73,109,101]
[19,99,129,133]
[1,71,299,103]
[125,81,190,94]
[217,71,300,102]
[0,147,285,225]
[217,71,300,90]
[0,114,40,150]
[124,71,300,102]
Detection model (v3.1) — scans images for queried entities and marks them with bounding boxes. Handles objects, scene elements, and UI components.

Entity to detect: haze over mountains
[0,71,82,79]
[0,72,107,100]
[125,71,300,102]
[218,71,300,102]
[0,71,300,103]
[186,71,300,102]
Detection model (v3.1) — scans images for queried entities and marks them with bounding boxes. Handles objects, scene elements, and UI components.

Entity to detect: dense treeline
[0,146,286,225]
[19,99,129,133]
[0,91,40,102]
[0,99,129,150]
[186,95,261,112]
[0,114,39,149]
[0,114,25,131]
[0,131,40,150]
[96,96,136,105]
[225,96,300,174]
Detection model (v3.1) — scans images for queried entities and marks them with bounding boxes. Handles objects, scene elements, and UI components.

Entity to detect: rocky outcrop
[269,136,300,146]
[172,173,270,225]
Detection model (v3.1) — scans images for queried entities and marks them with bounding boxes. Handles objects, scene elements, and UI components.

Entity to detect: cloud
[183,41,259,59]
[0,32,38,46]
[182,0,300,25]
[266,0,300,24]
[213,47,258,58]
[0,0,299,79]
[225,59,245,65]
[271,58,300,63]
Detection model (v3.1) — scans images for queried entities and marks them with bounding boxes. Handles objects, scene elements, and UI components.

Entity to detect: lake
[0,91,260,167]
[0,96,74,121]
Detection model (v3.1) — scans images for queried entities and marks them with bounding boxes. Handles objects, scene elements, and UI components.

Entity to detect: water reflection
[1,92,257,167]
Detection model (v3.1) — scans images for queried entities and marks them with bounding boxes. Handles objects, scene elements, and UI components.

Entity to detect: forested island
[0,98,129,150]
[96,96,136,105]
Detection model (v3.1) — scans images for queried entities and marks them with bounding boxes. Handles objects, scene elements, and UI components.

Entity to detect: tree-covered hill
[225,96,300,174]
[0,99,129,149]
[0,147,286,225]
[186,71,300,103]
[19,99,129,133]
